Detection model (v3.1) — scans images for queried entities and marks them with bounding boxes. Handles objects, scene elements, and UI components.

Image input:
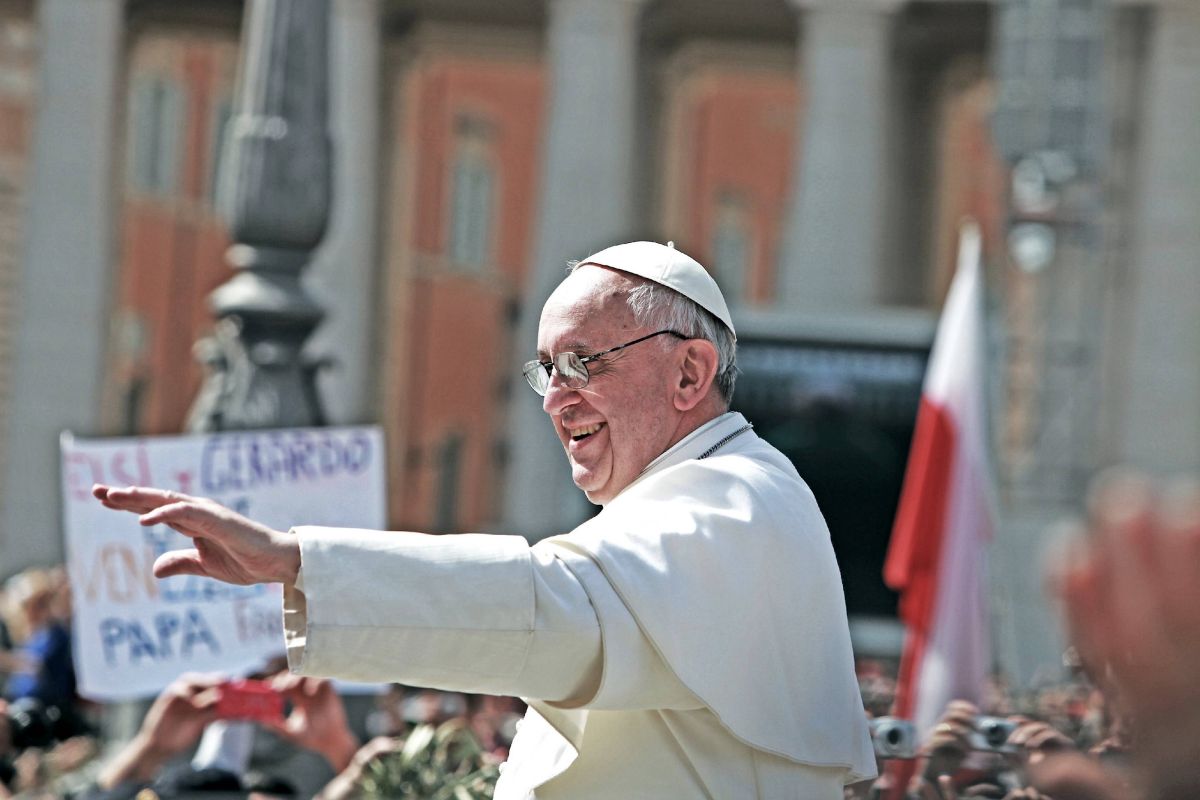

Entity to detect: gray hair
[567,263,738,405]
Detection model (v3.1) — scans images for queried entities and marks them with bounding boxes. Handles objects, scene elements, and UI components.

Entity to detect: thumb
[153,549,208,579]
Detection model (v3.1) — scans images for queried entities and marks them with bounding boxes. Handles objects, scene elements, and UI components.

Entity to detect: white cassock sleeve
[283,526,699,710]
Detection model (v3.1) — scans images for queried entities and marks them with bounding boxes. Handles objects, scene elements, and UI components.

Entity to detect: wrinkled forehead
[537,266,641,351]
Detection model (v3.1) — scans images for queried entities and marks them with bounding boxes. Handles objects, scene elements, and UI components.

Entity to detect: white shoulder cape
[542,413,877,782]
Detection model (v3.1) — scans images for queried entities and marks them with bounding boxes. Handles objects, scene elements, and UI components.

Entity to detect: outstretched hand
[1050,470,1200,800]
[92,484,301,585]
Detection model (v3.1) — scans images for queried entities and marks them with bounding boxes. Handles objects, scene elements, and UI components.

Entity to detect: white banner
[60,426,386,701]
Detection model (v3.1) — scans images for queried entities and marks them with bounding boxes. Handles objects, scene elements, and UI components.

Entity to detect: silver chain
[698,423,753,460]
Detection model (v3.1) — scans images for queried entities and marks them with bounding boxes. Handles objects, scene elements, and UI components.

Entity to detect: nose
[541,372,581,416]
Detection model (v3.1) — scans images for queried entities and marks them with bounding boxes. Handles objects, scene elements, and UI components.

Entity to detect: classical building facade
[1,0,1196,684]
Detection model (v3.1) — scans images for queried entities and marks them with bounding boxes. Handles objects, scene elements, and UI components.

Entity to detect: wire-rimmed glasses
[522,329,687,396]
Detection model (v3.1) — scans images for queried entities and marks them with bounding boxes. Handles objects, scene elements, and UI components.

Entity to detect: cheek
[608,397,664,459]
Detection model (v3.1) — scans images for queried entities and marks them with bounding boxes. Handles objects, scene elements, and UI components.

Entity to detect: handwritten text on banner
[60,426,386,701]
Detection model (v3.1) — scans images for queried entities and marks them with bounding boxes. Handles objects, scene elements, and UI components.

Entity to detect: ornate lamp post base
[187,0,333,433]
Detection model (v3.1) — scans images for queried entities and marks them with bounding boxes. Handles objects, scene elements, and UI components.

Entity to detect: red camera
[214,679,284,724]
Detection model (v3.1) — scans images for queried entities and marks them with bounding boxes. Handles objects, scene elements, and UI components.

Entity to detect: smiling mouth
[569,422,605,442]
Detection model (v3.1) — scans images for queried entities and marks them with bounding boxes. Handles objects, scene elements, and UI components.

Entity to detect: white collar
[613,411,751,501]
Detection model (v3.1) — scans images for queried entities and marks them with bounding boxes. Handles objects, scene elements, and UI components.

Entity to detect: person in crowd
[0,589,15,686]
[2,570,76,717]
[90,672,358,799]
[88,671,509,800]
[94,240,876,798]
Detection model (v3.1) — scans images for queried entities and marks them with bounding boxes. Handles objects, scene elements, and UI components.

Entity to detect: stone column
[500,0,648,538]
[776,0,906,312]
[305,0,383,425]
[1119,1,1200,472]
[0,0,124,574]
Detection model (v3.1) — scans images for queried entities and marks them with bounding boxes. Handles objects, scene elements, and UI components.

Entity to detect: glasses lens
[554,353,590,388]
[523,360,550,395]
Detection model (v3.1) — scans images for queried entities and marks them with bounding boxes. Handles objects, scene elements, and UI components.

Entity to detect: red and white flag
[884,221,994,742]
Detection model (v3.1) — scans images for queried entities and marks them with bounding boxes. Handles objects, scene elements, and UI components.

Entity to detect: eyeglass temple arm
[583,330,687,363]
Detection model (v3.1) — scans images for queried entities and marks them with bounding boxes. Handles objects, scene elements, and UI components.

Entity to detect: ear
[672,339,719,412]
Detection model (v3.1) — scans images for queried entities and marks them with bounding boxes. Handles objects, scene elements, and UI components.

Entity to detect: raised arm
[92,484,300,585]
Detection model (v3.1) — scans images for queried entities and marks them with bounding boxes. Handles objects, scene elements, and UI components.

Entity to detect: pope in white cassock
[94,241,877,798]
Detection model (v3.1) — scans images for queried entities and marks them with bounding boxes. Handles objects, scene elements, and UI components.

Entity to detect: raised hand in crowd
[1049,470,1200,800]
[259,674,359,775]
[914,772,1053,800]
[1023,751,1132,800]
[314,736,404,800]
[95,673,222,789]
[919,700,979,782]
[92,485,299,585]
[1006,719,1072,766]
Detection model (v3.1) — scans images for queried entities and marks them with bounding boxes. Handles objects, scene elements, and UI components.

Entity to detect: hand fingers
[1155,479,1200,637]
[175,672,226,694]
[269,672,305,693]
[356,736,403,764]
[1052,534,1111,682]
[141,501,226,537]
[1086,472,1165,660]
[193,686,222,711]
[945,700,980,719]
[1025,727,1070,752]
[93,484,197,514]
[1010,721,1063,750]
[153,549,208,579]
[1028,751,1126,800]
[269,673,313,701]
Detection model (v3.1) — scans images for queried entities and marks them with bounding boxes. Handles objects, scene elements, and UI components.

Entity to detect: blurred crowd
[0,471,1196,799]
[0,571,521,799]
[846,471,1200,800]
[0,566,97,794]
[851,660,1131,800]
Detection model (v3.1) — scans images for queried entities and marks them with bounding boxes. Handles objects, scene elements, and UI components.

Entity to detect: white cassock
[283,412,877,798]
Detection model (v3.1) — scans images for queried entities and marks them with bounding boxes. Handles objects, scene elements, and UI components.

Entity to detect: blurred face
[21,591,52,629]
[537,267,685,504]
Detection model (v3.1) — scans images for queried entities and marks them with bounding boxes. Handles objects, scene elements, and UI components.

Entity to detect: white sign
[60,426,386,701]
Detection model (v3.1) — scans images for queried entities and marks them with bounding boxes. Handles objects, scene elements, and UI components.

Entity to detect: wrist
[273,531,302,584]
[320,729,360,774]
[97,732,170,788]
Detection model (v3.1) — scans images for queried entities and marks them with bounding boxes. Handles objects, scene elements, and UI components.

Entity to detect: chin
[574,479,603,504]
[577,480,619,506]
[572,475,608,505]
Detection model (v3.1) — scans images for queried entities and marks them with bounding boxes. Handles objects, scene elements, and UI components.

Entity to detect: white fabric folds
[542,412,876,781]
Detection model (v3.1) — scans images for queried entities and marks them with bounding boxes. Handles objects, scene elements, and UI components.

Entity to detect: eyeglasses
[523,329,687,396]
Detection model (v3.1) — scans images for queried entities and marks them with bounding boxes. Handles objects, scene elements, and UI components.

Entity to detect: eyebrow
[536,341,596,360]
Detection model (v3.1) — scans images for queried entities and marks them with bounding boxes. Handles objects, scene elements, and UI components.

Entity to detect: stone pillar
[500,0,648,538]
[306,0,383,425]
[0,0,124,575]
[776,0,905,312]
[1119,1,1200,472]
